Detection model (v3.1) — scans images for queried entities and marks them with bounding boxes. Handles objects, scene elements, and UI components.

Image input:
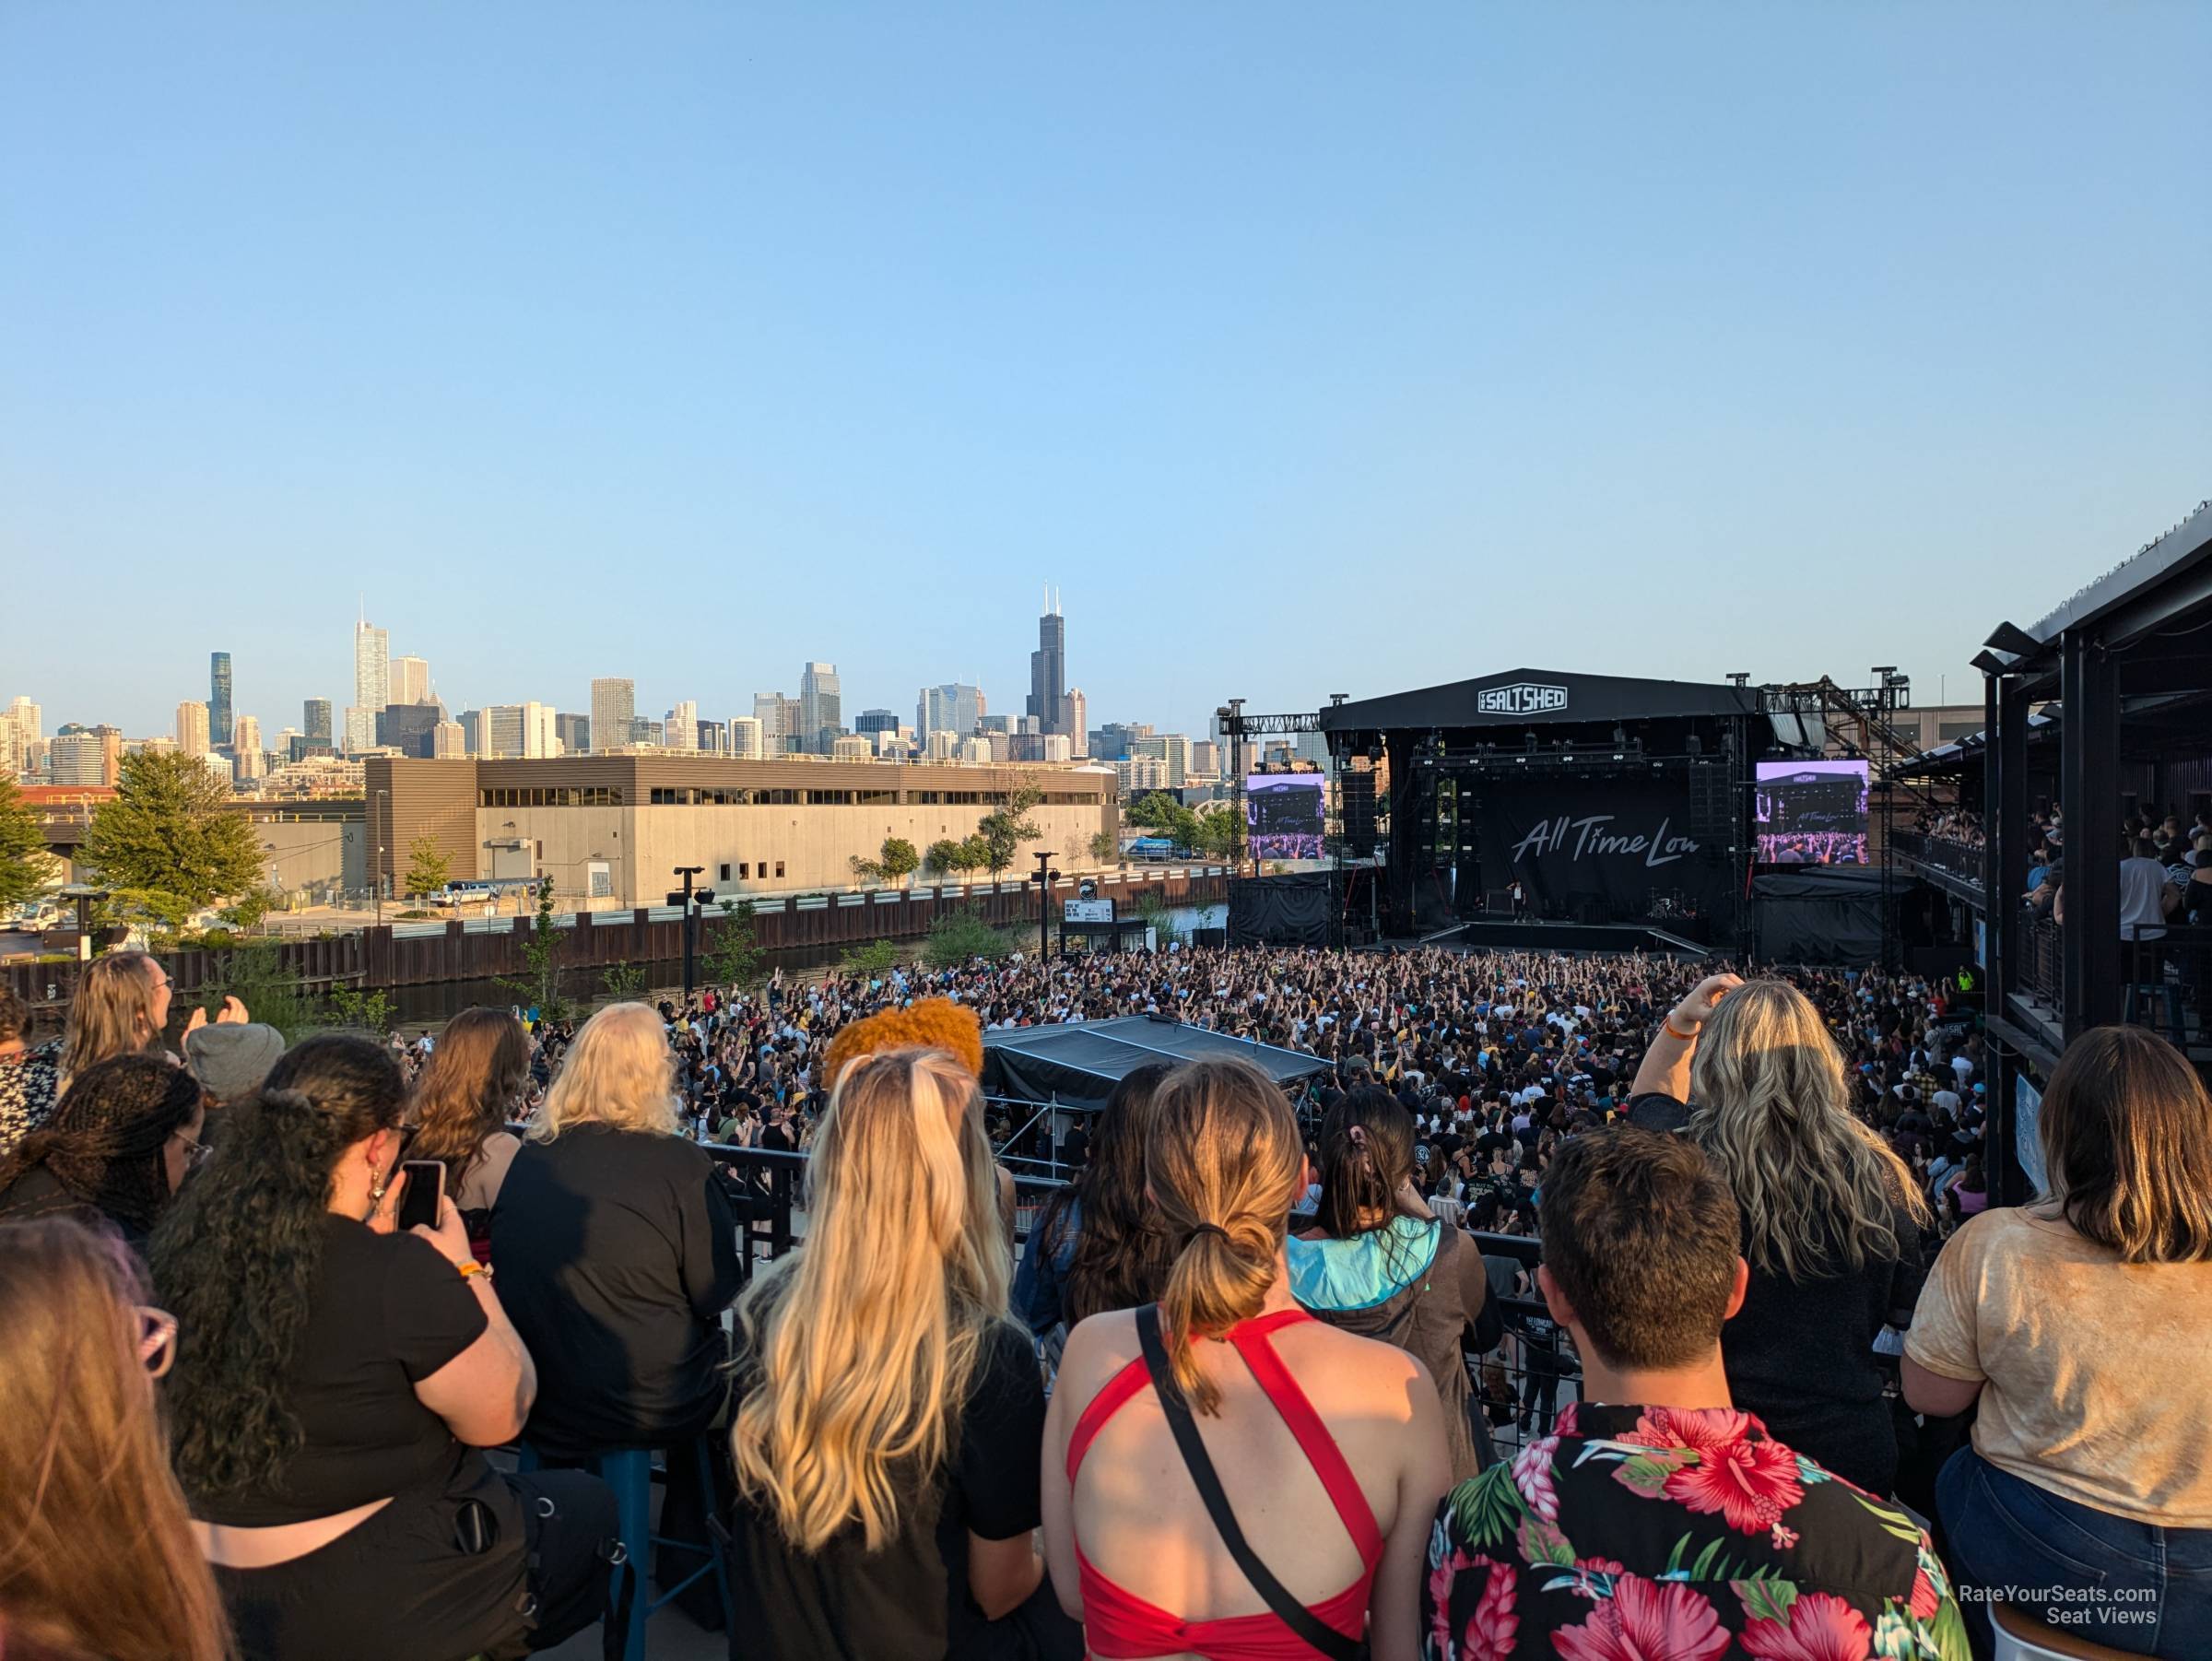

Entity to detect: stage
[1389,918,1717,955]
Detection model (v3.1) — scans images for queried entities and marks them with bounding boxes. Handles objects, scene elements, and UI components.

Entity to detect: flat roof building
[365,754,1119,910]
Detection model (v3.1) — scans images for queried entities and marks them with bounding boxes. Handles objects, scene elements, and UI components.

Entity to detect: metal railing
[1888,830,1985,886]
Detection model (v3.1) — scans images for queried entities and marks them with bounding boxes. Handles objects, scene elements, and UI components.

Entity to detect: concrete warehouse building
[365,755,1119,909]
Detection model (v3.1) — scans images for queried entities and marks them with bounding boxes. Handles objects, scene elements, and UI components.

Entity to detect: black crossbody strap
[1133,1305,1366,1661]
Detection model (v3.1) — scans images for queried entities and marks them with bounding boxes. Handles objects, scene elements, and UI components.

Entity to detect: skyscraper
[1065,689,1088,756]
[665,700,699,750]
[729,716,764,760]
[555,713,591,755]
[1028,589,1066,736]
[391,655,431,707]
[799,663,841,753]
[753,692,802,754]
[918,683,983,739]
[590,678,634,754]
[350,615,389,752]
[485,702,559,759]
[303,698,333,747]
[208,653,234,748]
[231,714,264,780]
[51,725,122,786]
[176,701,211,756]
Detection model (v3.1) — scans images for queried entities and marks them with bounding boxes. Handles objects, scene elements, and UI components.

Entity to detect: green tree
[600,960,648,1000]
[840,938,900,977]
[702,898,763,989]
[877,837,921,887]
[1194,802,1246,863]
[1088,829,1119,866]
[196,940,317,1040]
[0,777,53,909]
[403,834,452,903]
[923,910,1018,969]
[1131,886,1182,948]
[500,876,569,1020]
[82,750,264,930]
[219,885,281,934]
[975,783,1043,879]
[327,983,394,1033]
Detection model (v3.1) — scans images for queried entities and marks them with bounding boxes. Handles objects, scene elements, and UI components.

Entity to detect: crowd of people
[0,935,2207,1661]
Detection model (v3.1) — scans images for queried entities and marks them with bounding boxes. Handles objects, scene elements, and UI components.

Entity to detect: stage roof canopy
[1318,666,1759,733]
[981,1016,1329,1112]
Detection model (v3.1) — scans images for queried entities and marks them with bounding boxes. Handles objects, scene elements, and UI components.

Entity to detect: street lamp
[1030,850,1061,960]
[372,787,390,927]
[56,882,109,963]
[667,866,713,1001]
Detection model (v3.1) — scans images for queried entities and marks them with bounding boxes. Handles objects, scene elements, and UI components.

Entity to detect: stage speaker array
[1340,768,1378,857]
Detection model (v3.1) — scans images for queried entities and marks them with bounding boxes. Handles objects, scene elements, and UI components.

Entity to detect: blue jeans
[1937,1446,2212,1659]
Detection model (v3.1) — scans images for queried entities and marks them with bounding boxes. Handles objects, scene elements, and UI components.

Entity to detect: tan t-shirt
[1906,1206,2212,1526]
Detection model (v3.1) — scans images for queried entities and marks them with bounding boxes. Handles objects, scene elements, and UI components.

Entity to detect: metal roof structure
[981,1014,1329,1112]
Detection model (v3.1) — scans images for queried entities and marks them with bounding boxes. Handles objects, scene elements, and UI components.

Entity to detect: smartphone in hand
[397,1160,447,1233]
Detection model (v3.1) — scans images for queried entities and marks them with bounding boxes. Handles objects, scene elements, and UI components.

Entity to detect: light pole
[1030,850,1062,960]
[667,866,712,1001]
[372,787,389,927]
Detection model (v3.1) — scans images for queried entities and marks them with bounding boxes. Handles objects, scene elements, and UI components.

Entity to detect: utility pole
[1030,849,1061,960]
[668,866,711,1000]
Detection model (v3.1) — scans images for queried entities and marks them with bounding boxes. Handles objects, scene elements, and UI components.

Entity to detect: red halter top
[1065,1308,1384,1660]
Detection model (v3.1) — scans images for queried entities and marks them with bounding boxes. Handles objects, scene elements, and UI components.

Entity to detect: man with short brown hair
[1423,1126,1970,1659]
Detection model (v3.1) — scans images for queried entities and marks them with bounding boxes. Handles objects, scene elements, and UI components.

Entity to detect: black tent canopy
[981,1015,1330,1113]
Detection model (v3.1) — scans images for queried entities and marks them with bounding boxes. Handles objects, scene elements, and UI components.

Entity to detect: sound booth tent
[981,1016,1330,1113]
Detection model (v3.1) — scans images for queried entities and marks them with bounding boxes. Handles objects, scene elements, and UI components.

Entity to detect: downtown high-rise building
[729,716,764,760]
[1,697,41,780]
[486,701,559,758]
[918,682,983,740]
[1065,689,1088,757]
[665,700,699,750]
[799,663,841,753]
[208,652,234,748]
[176,701,212,756]
[590,678,634,754]
[1028,589,1068,736]
[51,725,122,786]
[391,654,431,707]
[303,698,334,748]
[750,693,796,754]
[554,713,591,755]
[349,615,390,752]
[231,714,264,780]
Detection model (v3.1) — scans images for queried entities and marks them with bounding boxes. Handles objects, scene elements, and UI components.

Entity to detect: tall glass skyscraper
[208,652,233,748]
[1028,589,1067,736]
[303,698,333,746]
[799,662,841,752]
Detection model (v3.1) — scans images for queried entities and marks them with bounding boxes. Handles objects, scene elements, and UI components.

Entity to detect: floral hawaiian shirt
[1424,1402,1970,1660]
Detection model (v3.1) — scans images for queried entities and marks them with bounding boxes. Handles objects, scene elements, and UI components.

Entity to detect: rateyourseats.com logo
[1477,682,1569,715]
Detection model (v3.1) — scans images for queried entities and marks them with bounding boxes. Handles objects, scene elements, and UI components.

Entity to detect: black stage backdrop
[1750,866,1886,965]
[1473,776,1731,921]
[1229,871,1336,947]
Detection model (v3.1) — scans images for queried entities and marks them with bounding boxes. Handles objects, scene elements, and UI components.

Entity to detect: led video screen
[1755,760,1869,865]
[1246,773,1325,859]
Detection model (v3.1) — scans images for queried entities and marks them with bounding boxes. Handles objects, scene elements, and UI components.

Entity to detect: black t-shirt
[190,1216,487,1525]
[1620,1088,1925,1495]
[491,1125,742,1458]
[728,1320,1046,1661]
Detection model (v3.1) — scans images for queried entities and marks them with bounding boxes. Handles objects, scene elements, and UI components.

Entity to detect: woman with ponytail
[148,1033,616,1661]
[1043,1056,1448,1661]
[1289,1086,1500,1478]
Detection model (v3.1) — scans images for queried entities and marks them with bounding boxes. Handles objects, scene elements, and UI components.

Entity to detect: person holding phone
[148,1033,618,1661]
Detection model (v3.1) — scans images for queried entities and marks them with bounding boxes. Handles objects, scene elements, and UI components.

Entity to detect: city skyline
[5,6,2206,739]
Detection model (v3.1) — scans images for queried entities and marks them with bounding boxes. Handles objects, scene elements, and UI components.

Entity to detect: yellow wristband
[456,1260,491,1281]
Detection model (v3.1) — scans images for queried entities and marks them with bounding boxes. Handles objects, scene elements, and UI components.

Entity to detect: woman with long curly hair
[0,1216,233,1661]
[727,1046,1079,1661]
[149,1033,615,1661]
[1013,1061,1176,1343]
[1631,973,1931,1495]
[0,1054,206,1254]
[408,1007,532,1242]
[1042,1057,1448,1661]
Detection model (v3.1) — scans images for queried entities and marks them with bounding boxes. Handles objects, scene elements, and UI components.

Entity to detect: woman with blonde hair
[1630,972,1930,1494]
[1042,1057,1449,1661]
[1906,1026,2212,1657]
[726,1045,1079,1660]
[0,1216,232,1661]
[492,1001,742,1460]
[59,951,249,1094]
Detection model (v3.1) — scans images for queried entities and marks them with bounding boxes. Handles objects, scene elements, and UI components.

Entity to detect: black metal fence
[1888,830,1985,887]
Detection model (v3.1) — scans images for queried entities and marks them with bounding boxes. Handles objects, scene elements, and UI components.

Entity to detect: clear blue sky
[5,2,2206,741]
